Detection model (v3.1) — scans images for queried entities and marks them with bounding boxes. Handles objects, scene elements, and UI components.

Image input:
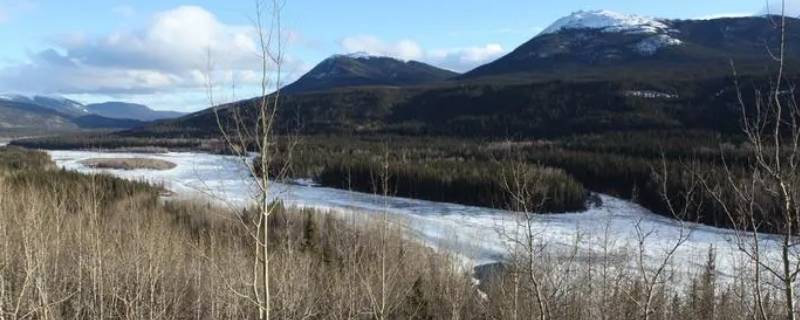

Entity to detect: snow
[38,95,89,113]
[329,52,391,61]
[0,94,28,102]
[634,34,683,55]
[624,90,679,99]
[0,94,88,113]
[311,53,393,79]
[47,150,786,281]
[537,10,684,55]
[539,10,672,36]
[342,51,380,60]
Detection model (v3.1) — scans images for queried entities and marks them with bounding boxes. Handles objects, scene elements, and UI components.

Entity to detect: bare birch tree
[701,2,800,319]
[207,0,290,318]
[627,158,698,320]
[500,156,554,320]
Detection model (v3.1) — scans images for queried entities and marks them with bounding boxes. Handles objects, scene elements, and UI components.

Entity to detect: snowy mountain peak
[0,93,28,102]
[343,51,380,59]
[36,95,88,112]
[539,10,671,36]
[329,52,400,62]
[0,94,89,116]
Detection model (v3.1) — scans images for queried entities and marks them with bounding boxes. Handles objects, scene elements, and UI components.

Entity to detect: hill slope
[0,95,88,117]
[85,102,185,121]
[282,53,458,94]
[462,11,800,81]
[0,100,146,133]
[128,12,800,139]
[0,100,78,131]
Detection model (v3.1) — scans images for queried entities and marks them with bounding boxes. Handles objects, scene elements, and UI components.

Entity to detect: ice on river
[48,150,778,279]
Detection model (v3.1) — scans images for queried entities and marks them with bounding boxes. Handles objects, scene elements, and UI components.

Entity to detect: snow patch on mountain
[329,52,397,62]
[0,94,27,102]
[0,94,89,115]
[634,34,683,55]
[343,51,381,60]
[624,90,679,99]
[312,53,405,79]
[539,10,672,36]
[38,95,89,113]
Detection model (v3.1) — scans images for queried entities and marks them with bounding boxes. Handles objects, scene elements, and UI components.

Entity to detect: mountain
[0,94,88,117]
[462,11,800,81]
[0,99,78,131]
[72,114,145,129]
[0,94,183,122]
[129,75,760,139]
[0,99,145,133]
[85,102,185,121]
[282,53,459,94]
[128,12,800,140]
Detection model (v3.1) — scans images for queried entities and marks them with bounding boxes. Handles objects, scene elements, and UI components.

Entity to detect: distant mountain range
[281,11,800,92]
[282,53,458,94]
[461,10,799,81]
[70,12,800,139]
[85,102,185,122]
[0,95,89,117]
[0,94,185,133]
[0,99,80,131]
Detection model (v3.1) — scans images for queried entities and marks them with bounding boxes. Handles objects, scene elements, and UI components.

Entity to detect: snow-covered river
[48,150,766,278]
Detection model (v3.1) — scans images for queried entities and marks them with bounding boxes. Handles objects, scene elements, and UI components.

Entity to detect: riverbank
[47,149,759,278]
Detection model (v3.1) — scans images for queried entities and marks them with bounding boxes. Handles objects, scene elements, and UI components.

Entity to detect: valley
[44,149,774,281]
[3,3,800,319]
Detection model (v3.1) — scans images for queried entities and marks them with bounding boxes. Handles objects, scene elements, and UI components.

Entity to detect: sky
[0,0,792,112]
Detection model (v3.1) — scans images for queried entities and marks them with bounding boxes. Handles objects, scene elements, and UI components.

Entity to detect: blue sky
[0,0,785,111]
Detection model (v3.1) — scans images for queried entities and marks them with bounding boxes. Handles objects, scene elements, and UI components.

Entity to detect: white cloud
[0,5,299,109]
[339,35,506,72]
[427,44,506,72]
[59,6,260,73]
[695,13,752,20]
[341,35,423,61]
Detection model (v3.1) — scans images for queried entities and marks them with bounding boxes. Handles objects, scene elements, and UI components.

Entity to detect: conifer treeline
[11,130,779,229]
[316,158,587,213]
[270,133,769,229]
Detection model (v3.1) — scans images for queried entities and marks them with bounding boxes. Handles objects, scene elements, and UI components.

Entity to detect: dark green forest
[10,72,795,230]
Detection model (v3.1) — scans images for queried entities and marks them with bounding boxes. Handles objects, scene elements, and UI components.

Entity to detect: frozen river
[48,150,768,278]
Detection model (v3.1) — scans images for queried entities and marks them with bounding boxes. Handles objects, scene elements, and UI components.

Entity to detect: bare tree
[499,156,553,320]
[206,0,290,318]
[699,2,800,319]
[627,159,698,320]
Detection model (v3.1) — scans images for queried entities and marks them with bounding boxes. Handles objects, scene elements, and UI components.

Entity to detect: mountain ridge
[0,94,185,128]
[0,99,145,132]
[461,13,799,80]
[282,53,459,94]
[85,102,185,121]
[111,11,800,140]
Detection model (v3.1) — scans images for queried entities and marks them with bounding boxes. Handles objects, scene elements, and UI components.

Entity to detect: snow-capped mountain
[538,10,673,36]
[0,94,186,132]
[536,10,684,56]
[0,94,89,117]
[462,11,799,80]
[282,53,458,94]
[341,51,381,60]
[0,94,183,122]
[0,98,145,132]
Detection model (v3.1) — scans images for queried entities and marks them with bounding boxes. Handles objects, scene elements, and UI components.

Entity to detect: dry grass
[0,147,794,319]
[0,148,481,319]
[80,158,178,171]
